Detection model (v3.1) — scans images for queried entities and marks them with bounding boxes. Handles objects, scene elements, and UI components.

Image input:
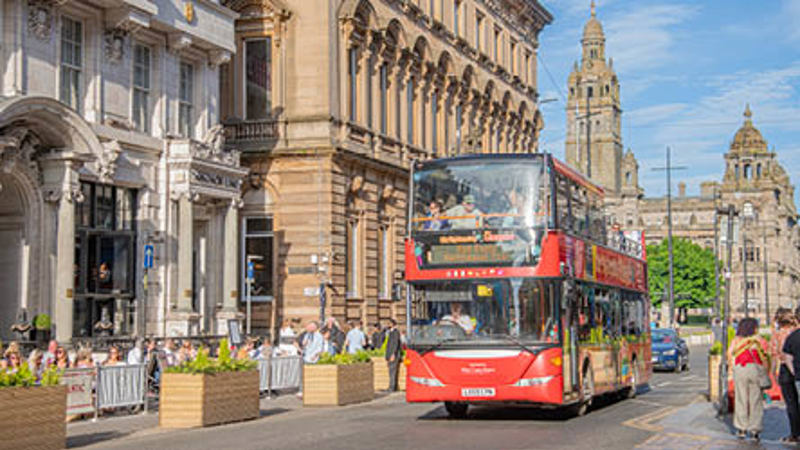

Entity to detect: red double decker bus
[404,153,651,417]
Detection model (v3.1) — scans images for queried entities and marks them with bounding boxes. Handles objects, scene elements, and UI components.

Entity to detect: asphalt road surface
[81,347,710,450]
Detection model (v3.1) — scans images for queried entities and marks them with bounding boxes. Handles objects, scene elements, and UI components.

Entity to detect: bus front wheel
[444,402,468,419]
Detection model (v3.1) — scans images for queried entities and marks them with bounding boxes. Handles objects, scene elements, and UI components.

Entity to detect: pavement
[65,346,799,450]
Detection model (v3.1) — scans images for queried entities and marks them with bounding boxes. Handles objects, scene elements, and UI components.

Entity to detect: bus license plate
[462,388,496,398]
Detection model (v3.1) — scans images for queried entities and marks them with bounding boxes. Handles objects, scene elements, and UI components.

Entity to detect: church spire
[582,1,605,64]
[591,0,596,18]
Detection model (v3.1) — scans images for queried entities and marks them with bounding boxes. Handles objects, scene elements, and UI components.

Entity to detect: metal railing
[258,356,302,395]
[95,364,147,419]
[607,232,644,259]
[223,119,279,143]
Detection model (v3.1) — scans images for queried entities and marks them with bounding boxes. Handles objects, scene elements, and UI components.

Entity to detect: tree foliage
[647,238,722,309]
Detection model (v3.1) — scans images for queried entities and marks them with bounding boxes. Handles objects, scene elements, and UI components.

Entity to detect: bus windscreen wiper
[419,337,460,355]
[496,334,539,355]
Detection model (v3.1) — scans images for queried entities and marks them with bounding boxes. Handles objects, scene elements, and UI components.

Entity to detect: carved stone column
[216,199,243,335]
[166,191,200,336]
[40,151,91,343]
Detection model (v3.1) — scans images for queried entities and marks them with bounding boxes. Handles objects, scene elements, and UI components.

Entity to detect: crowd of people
[1,317,406,392]
[722,306,800,443]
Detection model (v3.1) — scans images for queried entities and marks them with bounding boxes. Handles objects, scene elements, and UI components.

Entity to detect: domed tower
[565,1,623,196]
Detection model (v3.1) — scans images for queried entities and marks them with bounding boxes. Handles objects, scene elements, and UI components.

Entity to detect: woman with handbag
[727,317,770,441]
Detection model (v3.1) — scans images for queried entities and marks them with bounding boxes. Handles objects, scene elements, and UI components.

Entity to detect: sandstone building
[219,0,552,335]
[564,4,800,317]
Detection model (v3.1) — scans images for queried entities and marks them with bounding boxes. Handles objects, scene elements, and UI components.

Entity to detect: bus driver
[438,302,475,334]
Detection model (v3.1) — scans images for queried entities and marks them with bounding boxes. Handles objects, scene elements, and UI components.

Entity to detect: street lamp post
[717,204,737,416]
[652,147,687,328]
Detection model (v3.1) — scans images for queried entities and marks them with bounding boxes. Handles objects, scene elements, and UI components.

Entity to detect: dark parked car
[651,328,689,372]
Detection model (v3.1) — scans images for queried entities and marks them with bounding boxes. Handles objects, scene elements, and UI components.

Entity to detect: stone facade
[220,0,552,335]
[0,0,246,341]
[564,4,800,318]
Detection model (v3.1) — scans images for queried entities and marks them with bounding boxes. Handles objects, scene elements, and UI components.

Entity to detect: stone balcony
[222,119,280,151]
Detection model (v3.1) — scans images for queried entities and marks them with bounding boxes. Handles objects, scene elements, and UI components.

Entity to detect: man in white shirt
[301,321,324,364]
[344,320,367,354]
[446,194,484,229]
[127,338,144,365]
[439,302,475,334]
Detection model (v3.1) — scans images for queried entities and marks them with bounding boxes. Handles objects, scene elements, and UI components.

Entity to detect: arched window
[348,47,358,122]
[431,90,438,153]
[366,53,374,128]
[744,164,752,179]
[407,77,415,144]
[379,64,388,134]
[735,164,740,179]
[625,171,631,185]
[756,163,762,178]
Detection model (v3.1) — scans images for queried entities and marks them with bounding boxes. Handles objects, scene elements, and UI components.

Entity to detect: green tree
[647,238,722,309]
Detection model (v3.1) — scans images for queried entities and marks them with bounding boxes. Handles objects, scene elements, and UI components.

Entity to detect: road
[79,348,710,450]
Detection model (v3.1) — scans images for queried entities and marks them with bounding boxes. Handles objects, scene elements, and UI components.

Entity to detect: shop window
[378,224,392,299]
[242,217,274,301]
[73,182,137,337]
[346,218,360,298]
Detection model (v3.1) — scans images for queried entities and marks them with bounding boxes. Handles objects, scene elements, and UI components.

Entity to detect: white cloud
[603,4,700,73]
[627,103,687,126]
[783,0,800,41]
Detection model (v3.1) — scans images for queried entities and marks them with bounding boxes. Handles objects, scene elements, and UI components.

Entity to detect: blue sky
[536,0,800,202]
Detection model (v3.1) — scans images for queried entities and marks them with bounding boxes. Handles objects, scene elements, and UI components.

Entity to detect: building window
[378,224,392,299]
[444,96,451,154]
[366,54,374,128]
[178,62,194,138]
[625,171,632,184]
[524,51,531,84]
[407,77,414,144]
[395,75,402,139]
[510,39,517,74]
[455,103,462,153]
[735,164,740,180]
[756,163,762,178]
[379,64,388,134]
[245,38,272,120]
[493,27,501,61]
[475,12,483,52]
[348,47,358,122]
[431,90,438,153]
[454,0,461,37]
[132,44,151,133]
[430,0,435,18]
[744,164,751,179]
[242,217,274,302]
[346,218,360,298]
[73,182,137,337]
[60,17,82,112]
[587,86,593,98]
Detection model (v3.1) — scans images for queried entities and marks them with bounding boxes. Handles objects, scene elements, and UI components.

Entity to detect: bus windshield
[409,279,559,347]
[411,158,547,268]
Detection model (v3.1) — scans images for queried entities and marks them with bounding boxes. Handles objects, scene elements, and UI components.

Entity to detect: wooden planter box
[0,385,65,450]
[160,370,259,428]
[303,362,374,406]
[708,354,721,402]
[371,356,407,392]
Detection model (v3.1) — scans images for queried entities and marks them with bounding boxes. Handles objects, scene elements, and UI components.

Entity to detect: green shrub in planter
[165,339,257,374]
[0,363,61,388]
[708,341,722,356]
[317,350,371,365]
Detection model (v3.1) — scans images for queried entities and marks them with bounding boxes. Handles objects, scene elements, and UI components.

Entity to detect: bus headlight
[512,376,554,387]
[410,376,445,387]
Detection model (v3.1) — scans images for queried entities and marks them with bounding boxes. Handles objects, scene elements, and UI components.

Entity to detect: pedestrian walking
[728,317,770,441]
[385,318,402,392]
[772,308,799,443]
